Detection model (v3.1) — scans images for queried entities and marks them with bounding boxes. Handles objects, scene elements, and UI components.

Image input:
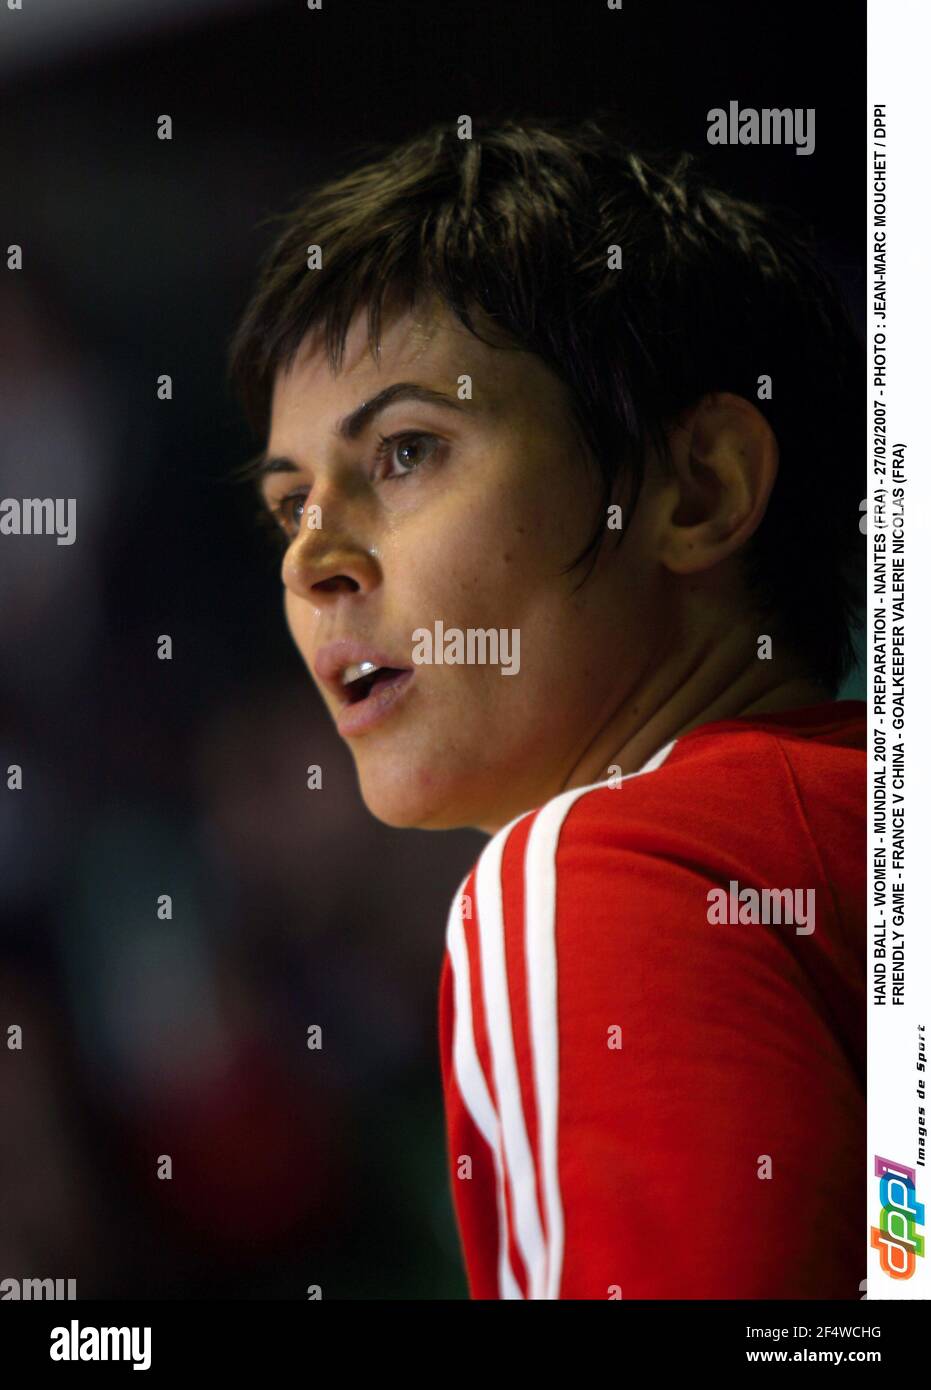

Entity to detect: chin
[355,761,479,831]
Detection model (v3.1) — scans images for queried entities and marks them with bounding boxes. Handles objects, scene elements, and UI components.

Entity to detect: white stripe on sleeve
[521,739,679,1298]
[454,737,678,1299]
[475,832,549,1298]
[446,879,523,1300]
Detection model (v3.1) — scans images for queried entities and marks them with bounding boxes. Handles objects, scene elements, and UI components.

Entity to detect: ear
[657,392,779,576]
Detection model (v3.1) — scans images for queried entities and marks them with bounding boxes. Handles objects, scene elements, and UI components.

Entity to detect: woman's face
[260,298,667,832]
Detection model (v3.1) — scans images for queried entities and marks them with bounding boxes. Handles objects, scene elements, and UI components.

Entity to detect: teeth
[342,660,379,686]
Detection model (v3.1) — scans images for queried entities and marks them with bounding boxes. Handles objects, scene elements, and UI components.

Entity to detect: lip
[335,667,414,737]
[314,638,415,738]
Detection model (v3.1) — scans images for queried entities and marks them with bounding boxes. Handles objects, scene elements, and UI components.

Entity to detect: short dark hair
[228,115,864,692]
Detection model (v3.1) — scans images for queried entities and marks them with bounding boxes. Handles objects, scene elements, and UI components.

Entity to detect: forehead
[267,297,564,434]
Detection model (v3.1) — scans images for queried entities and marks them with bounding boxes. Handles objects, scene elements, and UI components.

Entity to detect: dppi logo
[870,1155,925,1278]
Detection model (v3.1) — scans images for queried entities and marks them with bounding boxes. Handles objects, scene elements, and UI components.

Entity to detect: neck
[475,617,832,835]
[562,621,830,798]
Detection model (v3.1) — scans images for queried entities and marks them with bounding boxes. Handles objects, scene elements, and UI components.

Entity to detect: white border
[866,0,931,1300]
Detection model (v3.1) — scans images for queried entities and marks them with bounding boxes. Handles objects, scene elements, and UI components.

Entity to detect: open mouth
[341,661,411,705]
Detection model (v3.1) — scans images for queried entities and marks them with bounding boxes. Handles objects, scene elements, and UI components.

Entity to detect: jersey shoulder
[452,706,866,958]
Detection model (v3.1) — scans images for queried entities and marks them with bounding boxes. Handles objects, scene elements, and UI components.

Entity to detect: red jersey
[438,700,866,1299]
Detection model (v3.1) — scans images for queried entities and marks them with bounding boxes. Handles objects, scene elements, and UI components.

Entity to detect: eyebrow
[238,382,467,491]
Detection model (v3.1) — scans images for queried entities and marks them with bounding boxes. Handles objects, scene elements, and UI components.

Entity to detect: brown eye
[378,432,439,478]
[272,490,308,537]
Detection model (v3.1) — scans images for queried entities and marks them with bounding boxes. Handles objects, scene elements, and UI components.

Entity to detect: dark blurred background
[0,0,864,1298]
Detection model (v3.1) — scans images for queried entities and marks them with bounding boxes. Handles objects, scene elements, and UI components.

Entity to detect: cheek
[390,506,585,684]
[431,485,561,599]
[386,511,490,622]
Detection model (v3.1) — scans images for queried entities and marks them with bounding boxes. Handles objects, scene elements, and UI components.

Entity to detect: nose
[280,514,381,604]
